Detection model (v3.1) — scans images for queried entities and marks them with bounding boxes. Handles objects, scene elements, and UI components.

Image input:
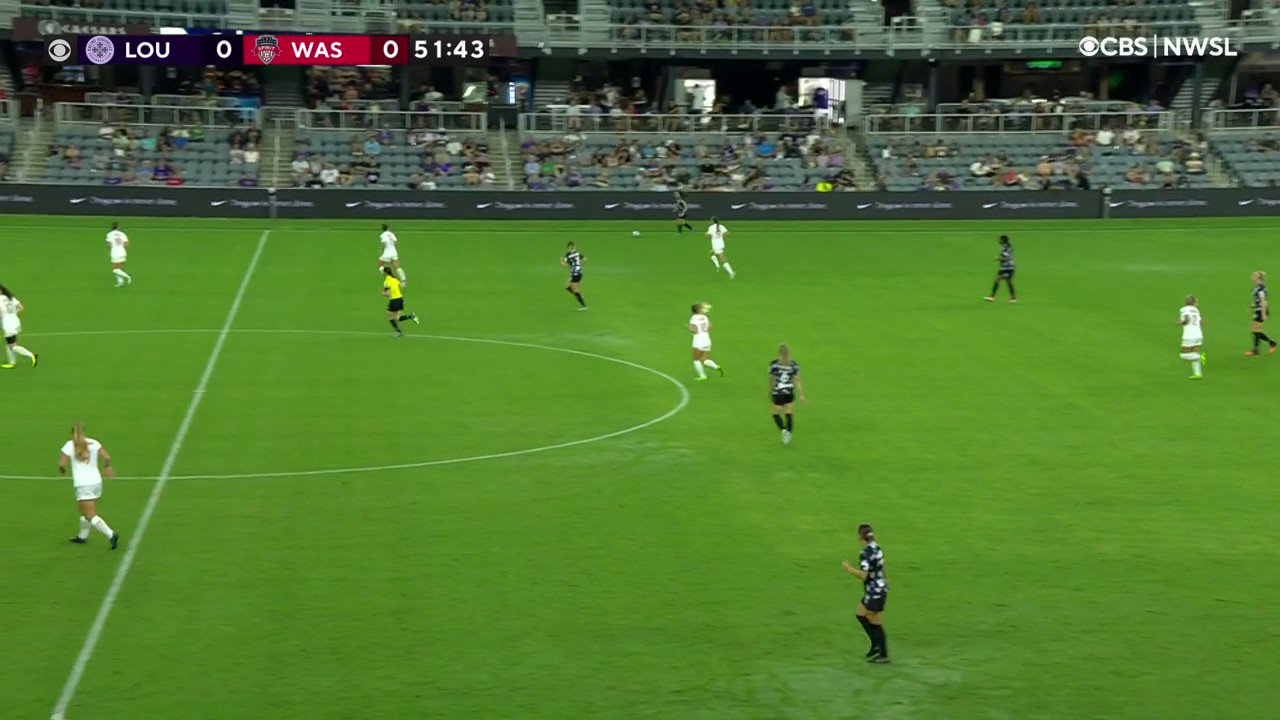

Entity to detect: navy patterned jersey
[859,542,888,595]
[999,244,1015,272]
[768,360,799,393]
[1252,283,1267,313]
[564,250,583,275]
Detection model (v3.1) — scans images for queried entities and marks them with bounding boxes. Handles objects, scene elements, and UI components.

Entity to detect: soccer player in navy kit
[563,242,587,310]
[983,235,1017,303]
[1244,271,1275,355]
[843,523,890,663]
[674,192,694,234]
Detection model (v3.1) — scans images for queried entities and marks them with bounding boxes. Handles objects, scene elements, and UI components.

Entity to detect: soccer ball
[632,230,641,237]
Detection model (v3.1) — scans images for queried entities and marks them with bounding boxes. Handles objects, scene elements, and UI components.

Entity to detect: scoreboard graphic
[43,32,516,66]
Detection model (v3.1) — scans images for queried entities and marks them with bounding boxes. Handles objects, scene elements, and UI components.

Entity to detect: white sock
[1191,360,1202,375]
[11,345,33,360]
[396,268,406,283]
[1179,352,1198,361]
[702,358,719,369]
[78,516,91,540]
[710,255,721,269]
[693,360,706,378]
[90,515,114,538]
[723,263,735,278]
[112,268,131,283]
[3,346,13,364]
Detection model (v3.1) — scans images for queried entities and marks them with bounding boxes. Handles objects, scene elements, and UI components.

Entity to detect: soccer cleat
[869,655,891,664]
[410,314,420,325]
[1190,374,1203,380]
[1271,343,1278,355]
[0,364,13,370]
[716,366,724,378]
[577,306,589,311]
[982,296,995,302]
[1008,298,1017,304]
[1244,350,1259,356]
[781,429,792,445]
[695,376,708,382]
[1200,352,1208,366]
[31,354,38,368]
[69,537,87,544]
[394,331,404,338]
[109,533,120,550]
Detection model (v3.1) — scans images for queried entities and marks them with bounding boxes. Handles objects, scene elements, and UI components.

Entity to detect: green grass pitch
[2,215,1279,720]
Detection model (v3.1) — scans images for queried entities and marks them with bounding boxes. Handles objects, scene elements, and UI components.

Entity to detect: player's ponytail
[71,423,90,463]
[0,284,10,299]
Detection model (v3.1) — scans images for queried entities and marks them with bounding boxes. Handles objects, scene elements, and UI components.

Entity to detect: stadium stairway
[532,79,572,110]
[16,115,53,182]
[514,0,552,48]
[262,124,297,189]
[576,0,614,45]
[488,128,519,189]
[0,61,15,102]
[263,66,306,108]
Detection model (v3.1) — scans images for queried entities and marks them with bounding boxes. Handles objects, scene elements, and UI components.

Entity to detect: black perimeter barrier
[2,185,1280,220]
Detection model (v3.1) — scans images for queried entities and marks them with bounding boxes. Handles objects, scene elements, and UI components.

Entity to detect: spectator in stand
[1185,153,1206,174]
[1095,126,1115,149]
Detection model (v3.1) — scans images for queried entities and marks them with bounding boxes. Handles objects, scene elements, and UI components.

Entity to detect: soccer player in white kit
[106,222,132,287]
[706,217,735,279]
[378,224,408,285]
[689,302,723,381]
[0,284,37,368]
[59,423,120,549]
[1178,295,1206,380]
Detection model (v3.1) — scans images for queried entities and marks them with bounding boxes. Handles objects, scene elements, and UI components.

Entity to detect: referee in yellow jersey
[382,266,419,337]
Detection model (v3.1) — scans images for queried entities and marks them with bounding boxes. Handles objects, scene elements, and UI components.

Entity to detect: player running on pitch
[0,284,36,369]
[106,222,132,287]
[1178,295,1206,380]
[378,224,408,285]
[706,217,735,279]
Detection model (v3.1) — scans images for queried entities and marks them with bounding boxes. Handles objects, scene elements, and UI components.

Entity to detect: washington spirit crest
[254,35,280,64]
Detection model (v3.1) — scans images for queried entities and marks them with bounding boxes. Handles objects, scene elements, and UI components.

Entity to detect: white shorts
[75,483,103,501]
[692,334,712,352]
[380,252,399,263]
[2,321,19,339]
[711,241,725,254]
[111,253,127,264]
[1182,333,1203,347]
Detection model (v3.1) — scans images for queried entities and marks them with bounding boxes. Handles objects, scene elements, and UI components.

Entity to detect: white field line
[49,230,271,720]
[6,329,690,483]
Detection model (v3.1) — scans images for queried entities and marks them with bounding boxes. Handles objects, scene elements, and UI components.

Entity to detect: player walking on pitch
[378,224,407,285]
[563,242,588,310]
[706,217,735,279]
[1244,271,1275,356]
[1178,295,1206,380]
[983,235,1017,303]
[843,523,890,664]
[0,284,37,368]
[382,266,419,337]
[106,222,132,287]
[689,303,723,381]
[769,344,805,444]
[60,423,120,550]
[674,191,694,234]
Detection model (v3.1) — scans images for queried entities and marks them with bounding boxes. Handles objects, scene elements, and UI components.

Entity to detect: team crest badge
[254,35,280,64]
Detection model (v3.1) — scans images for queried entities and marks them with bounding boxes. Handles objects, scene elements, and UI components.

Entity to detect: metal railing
[601,22,916,52]
[1207,108,1280,129]
[519,112,831,135]
[296,109,487,132]
[498,116,515,190]
[54,103,262,127]
[939,19,1238,48]
[866,110,1176,134]
[318,99,400,112]
[391,19,517,34]
[85,92,146,105]
[18,100,41,183]
[18,3,227,27]
[152,94,247,109]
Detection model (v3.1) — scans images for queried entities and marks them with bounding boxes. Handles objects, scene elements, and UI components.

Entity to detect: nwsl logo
[254,35,280,64]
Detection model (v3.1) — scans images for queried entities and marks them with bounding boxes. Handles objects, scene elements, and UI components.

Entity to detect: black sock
[1007,281,1016,299]
[785,413,793,431]
[1255,332,1264,350]
[772,414,785,430]
[870,624,888,657]
[390,319,401,332]
[684,222,694,231]
[573,292,586,307]
[856,615,875,644]
[990,281,999,296]
[1259,331,1276,346]
[398,314,414,322]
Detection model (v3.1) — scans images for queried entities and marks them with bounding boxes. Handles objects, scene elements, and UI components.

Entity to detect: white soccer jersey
[106,230,128,260]
[379,231,399,261]
[61,439,104,487]
[1181,305,1203,344]
[690,313,712,349]
[707,223,728,251]
[0,295,20,335]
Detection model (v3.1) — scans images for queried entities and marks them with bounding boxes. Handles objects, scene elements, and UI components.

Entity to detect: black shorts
[1254,311,1266,323]
[861,591,887,613]
[568,273,582,284]
[388,298,405,313]
[4,334,15,345]
[772,391,795,406]
[998,269,1015,280]
[676,212,687,220]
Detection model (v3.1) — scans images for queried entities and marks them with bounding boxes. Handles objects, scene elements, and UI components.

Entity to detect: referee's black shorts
[388,298,405,313]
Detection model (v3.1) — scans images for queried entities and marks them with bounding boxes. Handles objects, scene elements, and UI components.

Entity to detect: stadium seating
[946,0,1199,40]
[289,130,493,189]
[606,0,855,26]
[1209,134,1280,188]
[865,132,1215,191]
[21,0,229,27]
[46,125,260,186]
[392,0,516,30]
